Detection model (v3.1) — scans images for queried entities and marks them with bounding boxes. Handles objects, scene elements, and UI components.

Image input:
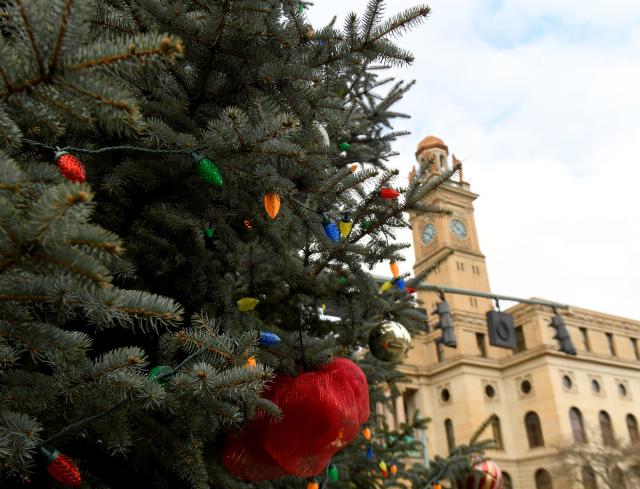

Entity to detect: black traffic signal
[432,300,456,347]
[486,310,516,349]
[549,313,576,355]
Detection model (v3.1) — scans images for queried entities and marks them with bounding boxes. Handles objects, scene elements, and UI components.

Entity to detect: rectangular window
[436,341,445,363]
[476,333,487,357]
[632,338,640,361]
[469,297,478,308]
[492,417,504,450]
[606,333,616,356]
[390,398,398,429]
[580,327,591,352]
[403,389,418,423]
[515,326,526,353]
[456,261,465,271]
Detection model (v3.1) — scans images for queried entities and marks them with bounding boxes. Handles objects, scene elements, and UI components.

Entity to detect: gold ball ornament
[368,320,412,362]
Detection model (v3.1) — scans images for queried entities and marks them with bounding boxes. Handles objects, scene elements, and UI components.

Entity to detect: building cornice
[414,248,487,271]
[506,301,640,329]
[400,343,640,378]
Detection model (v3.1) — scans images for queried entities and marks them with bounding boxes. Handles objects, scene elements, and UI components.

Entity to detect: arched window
[581,465,597,489]
[503,471,513,489]
[445,418,455,453]
[535,469,553,489]
[627,414,639,445]
[491,415,504,450]
[569,407,587,443]
[525,411,545,448]
[599,410,615,446]
[612,467,626,489]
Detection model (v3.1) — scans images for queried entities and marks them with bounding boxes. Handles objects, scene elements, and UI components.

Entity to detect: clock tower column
[409,136,492,315]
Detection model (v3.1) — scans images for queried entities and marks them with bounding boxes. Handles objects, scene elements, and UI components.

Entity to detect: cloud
[309,0,640,319]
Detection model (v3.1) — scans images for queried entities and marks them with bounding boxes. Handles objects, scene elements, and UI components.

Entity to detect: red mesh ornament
[379,188,399,199]
[55,152,86,183]
[265,358,369,477]
[43,449,82,487]
[222,358,369,481]
[222,374,292,481]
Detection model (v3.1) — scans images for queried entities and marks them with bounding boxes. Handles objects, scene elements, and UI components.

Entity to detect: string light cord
[21,138,200,156]
[289,196,359,220]
[424,464,447,489]
[36,343,211,450]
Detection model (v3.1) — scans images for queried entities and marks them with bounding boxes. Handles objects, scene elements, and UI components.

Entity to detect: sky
[309,0,640,320]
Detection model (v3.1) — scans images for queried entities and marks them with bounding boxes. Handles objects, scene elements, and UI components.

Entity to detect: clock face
[421,223,435,244]
[450,219,468,239]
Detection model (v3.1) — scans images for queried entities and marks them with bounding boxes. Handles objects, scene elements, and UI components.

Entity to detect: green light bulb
[195,156,223,186]
[148,365,174,385]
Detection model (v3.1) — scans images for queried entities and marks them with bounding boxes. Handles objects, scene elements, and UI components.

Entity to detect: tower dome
[415,135,450,174]
[416,135,448,156]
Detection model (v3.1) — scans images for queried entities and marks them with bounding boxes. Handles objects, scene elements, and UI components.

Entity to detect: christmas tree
[0,1,495,488]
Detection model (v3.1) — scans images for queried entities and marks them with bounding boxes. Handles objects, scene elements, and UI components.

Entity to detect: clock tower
[409,135,492,315]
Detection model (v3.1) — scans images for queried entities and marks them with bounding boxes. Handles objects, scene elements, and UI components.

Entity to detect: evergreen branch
[31,252,110,287]
[367,6,430,44]
[112,306,181,322]
[63,239,123,254]
[49,0,75,73]
[60,81,137,114]
[175,330,235,364]
[16,0,45,76]
[0,295,49,302]
[212,0,231,47]
[0,36,183,98]
[36,399,128,449]
[30,90,94,125]
[89,18,136,35]
[35,344,211,449]
[67,36,181,70]
[469,413,497,446]
[0,65,13,92]
[190,0,213,14]
[362,0,384,42]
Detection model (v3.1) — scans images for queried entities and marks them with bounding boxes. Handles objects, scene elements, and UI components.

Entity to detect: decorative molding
[588,374,605,397]
[437,382,452,406]
[516,374,535,399]
[482,379,499,401]
[559,369,577,394]
[615,378,632,400]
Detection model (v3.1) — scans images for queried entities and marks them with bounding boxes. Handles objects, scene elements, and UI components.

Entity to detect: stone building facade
[385,136,640,489]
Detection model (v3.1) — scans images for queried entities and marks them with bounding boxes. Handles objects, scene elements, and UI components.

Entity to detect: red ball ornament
[55,152,86,183]
[407,287,416,294]
[41,448,82,487]
[462,458,503,489]
[223,358,369,481]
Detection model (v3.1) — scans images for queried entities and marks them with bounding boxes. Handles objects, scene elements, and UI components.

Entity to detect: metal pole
[417,284,570,310]
[420,426,429,469]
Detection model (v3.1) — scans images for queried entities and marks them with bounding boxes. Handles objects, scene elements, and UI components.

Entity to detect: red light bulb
[41,448,82,487]
[55,151,86,183]
[379,188,399,199]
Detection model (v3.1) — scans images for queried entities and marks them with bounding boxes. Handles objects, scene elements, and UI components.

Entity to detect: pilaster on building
[380,135,640,489]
